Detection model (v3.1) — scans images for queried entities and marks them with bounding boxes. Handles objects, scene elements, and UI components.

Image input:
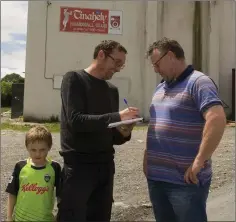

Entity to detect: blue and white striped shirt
[147,65,223,185]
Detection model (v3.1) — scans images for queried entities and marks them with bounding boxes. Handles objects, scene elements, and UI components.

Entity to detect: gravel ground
[1,126,235,221]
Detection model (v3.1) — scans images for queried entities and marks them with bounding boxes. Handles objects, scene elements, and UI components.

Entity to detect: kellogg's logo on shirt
[21,183,49,195]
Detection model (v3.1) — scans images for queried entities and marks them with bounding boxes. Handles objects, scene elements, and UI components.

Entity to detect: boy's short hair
[25,125,52,148]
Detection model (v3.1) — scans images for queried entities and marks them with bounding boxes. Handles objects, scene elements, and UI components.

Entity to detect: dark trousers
[147,179,211,222]
[56,161,115,222]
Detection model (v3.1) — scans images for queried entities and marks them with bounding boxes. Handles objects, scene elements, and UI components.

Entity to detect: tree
[1,81,13,107]
[1,73,25,107]
[1,81,12,97]
[1,73,24,83]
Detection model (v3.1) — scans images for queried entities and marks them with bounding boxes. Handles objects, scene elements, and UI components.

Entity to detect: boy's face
[27,141,50,166]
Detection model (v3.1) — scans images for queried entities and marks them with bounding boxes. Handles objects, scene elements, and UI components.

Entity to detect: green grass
[1,107,10,113]
[2,120,232,133]
[1,121,147,133]
[1,122,60,132]
[134,125,148,130]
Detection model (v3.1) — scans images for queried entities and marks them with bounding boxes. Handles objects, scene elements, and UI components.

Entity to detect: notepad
[108,117,143,128]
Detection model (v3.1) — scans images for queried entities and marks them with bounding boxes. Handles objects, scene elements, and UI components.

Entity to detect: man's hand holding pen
[117,98,140,137]
[117,107,138,137]
[119,98,139,120]
[119,107,139,121]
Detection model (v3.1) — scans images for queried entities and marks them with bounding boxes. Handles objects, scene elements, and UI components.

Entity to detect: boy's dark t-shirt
[60,70,130,163]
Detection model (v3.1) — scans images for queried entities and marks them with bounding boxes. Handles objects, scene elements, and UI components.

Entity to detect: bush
[1,73,24,83]
[1,81,12,107]
[1,73,25,107]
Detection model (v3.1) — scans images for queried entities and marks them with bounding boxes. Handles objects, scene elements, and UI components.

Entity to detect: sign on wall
[60,7,123,35]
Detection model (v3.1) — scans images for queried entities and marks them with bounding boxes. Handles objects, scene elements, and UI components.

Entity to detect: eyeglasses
[152,52,168,68]
[107,54,125,69]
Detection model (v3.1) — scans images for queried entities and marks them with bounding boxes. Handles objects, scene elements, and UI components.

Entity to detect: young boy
[5,125,61,221]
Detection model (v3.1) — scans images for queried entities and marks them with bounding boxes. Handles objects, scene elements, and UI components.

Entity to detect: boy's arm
[7,194,16,221]
[5,162,21,221]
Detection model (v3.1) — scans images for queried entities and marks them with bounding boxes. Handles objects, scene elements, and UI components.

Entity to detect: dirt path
[207,183,235,221]
[1,126,235,221]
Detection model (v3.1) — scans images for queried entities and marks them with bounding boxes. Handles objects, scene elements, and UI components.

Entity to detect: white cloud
[1,1,28,42]
[1,1,28,77]
[1,50,26,77]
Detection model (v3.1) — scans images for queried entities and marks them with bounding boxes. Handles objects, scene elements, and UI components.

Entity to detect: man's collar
[164,65,194,88]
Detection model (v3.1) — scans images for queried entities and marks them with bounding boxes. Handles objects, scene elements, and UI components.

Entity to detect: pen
[123,98,130,110]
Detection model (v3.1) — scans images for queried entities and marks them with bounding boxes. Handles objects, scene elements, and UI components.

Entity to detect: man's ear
[167,51,175,60]
[97,50,105,60]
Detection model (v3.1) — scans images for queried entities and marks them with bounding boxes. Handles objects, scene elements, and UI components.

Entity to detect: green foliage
[23,115,60,123]
[1,81,12,97]
[1,73,24,83]
[1,81,12,107]
[1,121,147,133]
[1,73,25,107]
[1,107,10,114]
[1,122,61,133]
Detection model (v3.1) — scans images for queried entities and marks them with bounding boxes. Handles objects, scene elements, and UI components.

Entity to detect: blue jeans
[147,179,211,222]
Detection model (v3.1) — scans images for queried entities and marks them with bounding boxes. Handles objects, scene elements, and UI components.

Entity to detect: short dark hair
[146,37,185,59]
[93,40,127,59]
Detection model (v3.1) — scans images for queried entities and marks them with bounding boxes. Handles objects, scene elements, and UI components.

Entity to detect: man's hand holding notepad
[109,98,142,129]
[108,117,143,128]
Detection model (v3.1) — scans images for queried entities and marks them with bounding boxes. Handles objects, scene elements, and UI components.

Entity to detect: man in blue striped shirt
[144,37,226,222]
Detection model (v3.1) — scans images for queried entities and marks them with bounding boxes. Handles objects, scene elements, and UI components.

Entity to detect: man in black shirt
[57,40,139,222]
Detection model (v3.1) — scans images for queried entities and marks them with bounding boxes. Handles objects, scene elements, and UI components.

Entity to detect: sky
[1,1,28,78]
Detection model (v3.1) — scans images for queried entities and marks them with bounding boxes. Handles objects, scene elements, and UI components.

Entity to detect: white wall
[218,1,235,116]
[24,1,235,121]
[24,1,56,120]
[24,1,146,120]
[143,1,196,117]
